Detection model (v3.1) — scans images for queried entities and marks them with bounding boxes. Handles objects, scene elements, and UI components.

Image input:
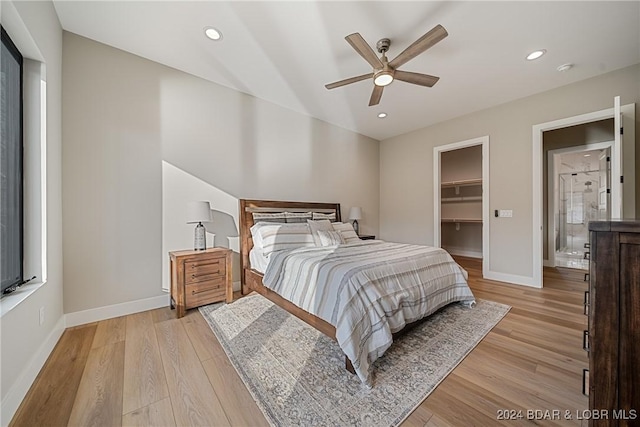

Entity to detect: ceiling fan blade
[369,85,384,106]
[394,70,440,87]
[325,73,373,90]
[389,24,448,69]
[345,33,384,69]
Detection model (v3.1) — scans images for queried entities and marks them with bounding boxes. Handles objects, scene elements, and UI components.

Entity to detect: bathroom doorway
[550,142,612,269]
[533,97,635,286]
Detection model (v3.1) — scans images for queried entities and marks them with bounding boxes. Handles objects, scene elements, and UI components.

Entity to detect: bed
[239,199,475,386]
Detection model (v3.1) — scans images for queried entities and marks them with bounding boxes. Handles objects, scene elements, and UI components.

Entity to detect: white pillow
[252,223,315,255]
[317,230,344,246]
[312,212,336,221]
[252,221,292,248]
[249,222,268,248]
[285,211,312,223]
[332,222,360,244]
[307,219,334,246]
[252,212,287,223]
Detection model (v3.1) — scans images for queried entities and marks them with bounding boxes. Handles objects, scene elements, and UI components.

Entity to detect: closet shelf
[441,178,482,188]
[441,196,483,203]
[441,218,482,223]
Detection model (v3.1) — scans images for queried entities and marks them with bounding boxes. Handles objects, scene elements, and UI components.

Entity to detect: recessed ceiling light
[526,49,546,61]
[584,154,591,157]
[204,27,223,41]
[378,112,387,119]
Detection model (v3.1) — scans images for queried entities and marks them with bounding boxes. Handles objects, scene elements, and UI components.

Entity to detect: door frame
[533,106,623,286]
[433,135,489,279]
[546,140,613,267]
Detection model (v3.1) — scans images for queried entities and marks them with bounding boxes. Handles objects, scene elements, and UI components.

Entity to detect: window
[1,26,23,294]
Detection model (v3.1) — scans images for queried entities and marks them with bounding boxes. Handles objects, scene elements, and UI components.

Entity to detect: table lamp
[349,207,362,235]
[187,201,212,250]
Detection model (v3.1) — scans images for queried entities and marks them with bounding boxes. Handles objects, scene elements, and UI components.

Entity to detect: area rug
[200,295,510,427]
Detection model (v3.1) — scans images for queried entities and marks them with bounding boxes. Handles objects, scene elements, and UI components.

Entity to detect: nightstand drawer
[184,258,225,284]
[186,277,226,294]
[186,284,226,308]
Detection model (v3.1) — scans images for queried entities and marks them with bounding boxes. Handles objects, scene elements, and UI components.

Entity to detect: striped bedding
[262,240,475,386]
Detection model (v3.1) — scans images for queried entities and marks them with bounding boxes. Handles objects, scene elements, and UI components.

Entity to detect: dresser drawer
[184,257,226,284]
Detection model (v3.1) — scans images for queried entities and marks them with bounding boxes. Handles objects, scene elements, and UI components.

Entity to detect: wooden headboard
[238,199,341,292]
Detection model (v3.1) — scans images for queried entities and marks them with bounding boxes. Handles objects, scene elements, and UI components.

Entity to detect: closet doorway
[433,136,489,279]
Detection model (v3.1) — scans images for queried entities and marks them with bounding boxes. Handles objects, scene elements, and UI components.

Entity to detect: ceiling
[559,148,606,174]
[52,1,640,141]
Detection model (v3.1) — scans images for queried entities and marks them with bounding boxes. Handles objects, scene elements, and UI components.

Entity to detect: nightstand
[169,247,232,318]
[359,235,376,240]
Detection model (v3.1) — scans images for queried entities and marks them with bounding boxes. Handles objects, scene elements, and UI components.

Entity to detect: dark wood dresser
[587,220,640,426]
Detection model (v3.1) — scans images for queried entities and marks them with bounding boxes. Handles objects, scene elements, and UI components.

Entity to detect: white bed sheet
[249,246,270,274]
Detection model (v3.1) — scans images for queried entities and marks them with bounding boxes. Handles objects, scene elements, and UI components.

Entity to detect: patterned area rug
[200,295,510,427]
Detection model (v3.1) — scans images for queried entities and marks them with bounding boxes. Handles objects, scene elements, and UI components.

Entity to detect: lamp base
[194,222,206,250]
[352,219,359,235]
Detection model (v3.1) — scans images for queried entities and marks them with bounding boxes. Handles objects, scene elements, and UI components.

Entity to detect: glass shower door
[556,171,599,269]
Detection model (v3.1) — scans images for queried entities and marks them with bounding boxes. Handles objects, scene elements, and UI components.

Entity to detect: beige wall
[0,1,64,423]
[380,64,640,283]
[441,145,483,183]
[62,32,379,313]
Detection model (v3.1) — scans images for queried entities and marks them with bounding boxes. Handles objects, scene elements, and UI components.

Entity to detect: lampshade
[349,207,362,221]
[187,201,212,224]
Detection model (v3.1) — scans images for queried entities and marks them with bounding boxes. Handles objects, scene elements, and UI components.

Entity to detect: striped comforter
[262,240,475,386]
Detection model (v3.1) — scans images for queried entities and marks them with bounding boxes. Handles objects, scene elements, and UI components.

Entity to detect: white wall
[62,32,380,313]
[0,1,63,424]
[162,161,241,291]
[380,64,640,284]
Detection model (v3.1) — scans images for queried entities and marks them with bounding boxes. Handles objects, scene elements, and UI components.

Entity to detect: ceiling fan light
[374,72,394,87]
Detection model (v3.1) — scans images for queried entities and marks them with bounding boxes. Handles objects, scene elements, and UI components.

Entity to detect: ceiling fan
[325,24,448,106]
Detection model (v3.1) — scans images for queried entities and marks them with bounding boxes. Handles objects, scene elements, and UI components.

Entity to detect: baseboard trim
[1,315,65,427]
[65,294,169,327]
[485,270,540,288]
[444,247,483,259]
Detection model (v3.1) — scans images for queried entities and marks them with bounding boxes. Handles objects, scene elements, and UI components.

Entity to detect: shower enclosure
[555,152,610,270]
[557,172,596,256]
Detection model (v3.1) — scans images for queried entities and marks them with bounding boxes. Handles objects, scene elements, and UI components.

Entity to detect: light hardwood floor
[10,257,588,426]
